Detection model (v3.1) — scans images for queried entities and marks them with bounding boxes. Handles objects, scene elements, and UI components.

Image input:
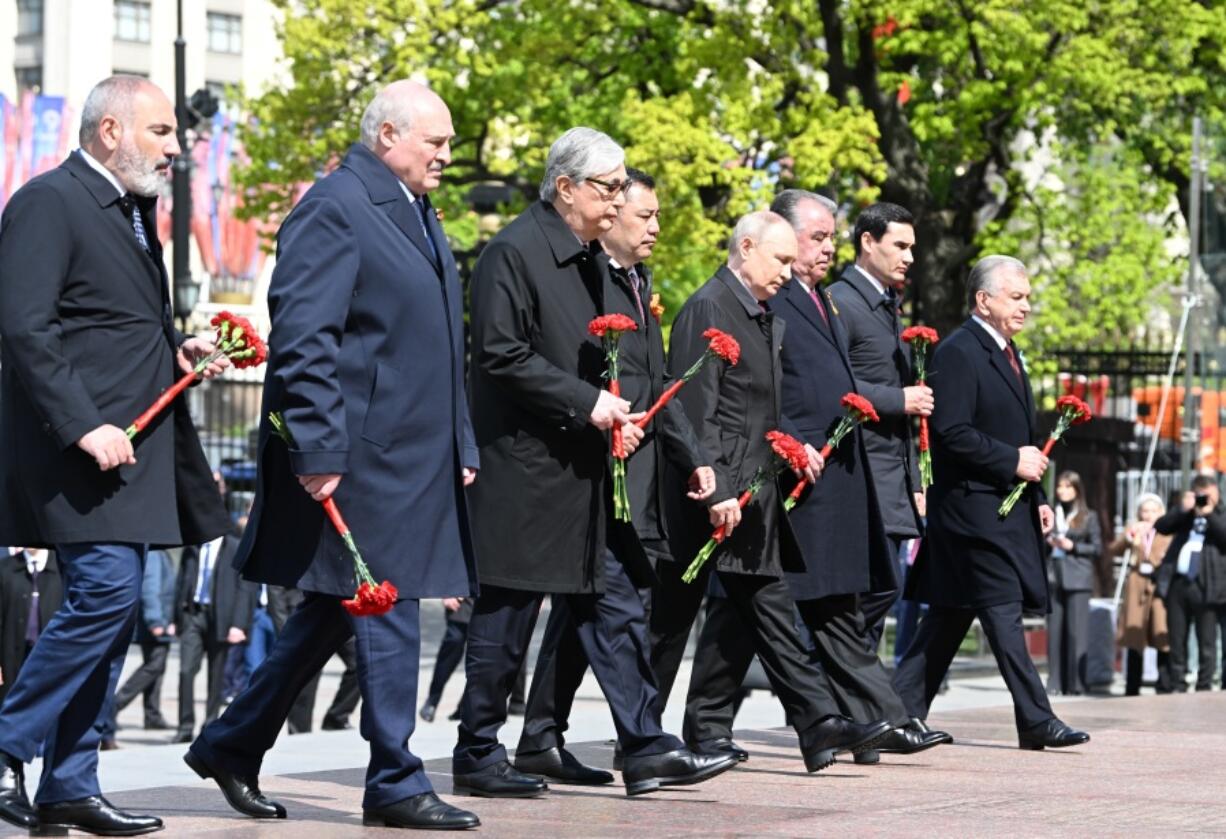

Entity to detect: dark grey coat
[827,265,922,539]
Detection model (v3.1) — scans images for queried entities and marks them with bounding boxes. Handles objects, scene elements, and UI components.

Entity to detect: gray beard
[113,141,165,197]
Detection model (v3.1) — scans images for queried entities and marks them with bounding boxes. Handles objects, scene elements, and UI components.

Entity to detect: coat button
[42,422,51,433]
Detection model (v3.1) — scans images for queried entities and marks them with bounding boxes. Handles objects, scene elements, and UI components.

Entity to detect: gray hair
[539,127,625,202]
[79,75,151,145]
[728,210,790,263]
[770,189,837,229]
[966,254,1026,309]
[360,88,417,149]
[1133,492,1166,518]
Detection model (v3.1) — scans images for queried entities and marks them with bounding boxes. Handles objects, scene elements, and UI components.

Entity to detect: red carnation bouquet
[126,311,267,439]
[682,429,807,583]
[268,412,398,616]
[635,328,740,428]
[785,393,881,512]
[998,395,1093,518]
[589,314,639,522]
[901,325,939,489]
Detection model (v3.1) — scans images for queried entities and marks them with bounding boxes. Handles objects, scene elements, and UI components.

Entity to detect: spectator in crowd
[1044,471,1103,696]
[110,549,176,730]
[0,548,63,707]
[1155,474,1226,692]
[1110,492,1171,696]
[174,518,257,743]
[242,586,276,690]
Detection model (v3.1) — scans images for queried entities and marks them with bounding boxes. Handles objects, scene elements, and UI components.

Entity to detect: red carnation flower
[1055,395,1093,425]
[701,328,741,366]
[342,580,399,617]
[841,393,880,424]
[588,314,639,337]
[901,325,940,346]
[766,430,809,472]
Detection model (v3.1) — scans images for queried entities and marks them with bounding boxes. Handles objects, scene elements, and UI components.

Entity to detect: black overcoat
[235,144,477,599]
[661,267,802,578]
[467,201,651,593]
[604,259,704,542]
[827,266,922,538]
[0,153,228,547]
[906,319,1048,611]
[773,279,896,600]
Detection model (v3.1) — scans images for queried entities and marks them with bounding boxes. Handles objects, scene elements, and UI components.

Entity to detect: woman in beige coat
[1111,493,1172,695]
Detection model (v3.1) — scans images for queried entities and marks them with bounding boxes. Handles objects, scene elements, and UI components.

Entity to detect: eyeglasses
[585,176,629,200]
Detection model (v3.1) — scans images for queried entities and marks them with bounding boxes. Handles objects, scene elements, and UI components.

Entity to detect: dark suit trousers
[1045,586,1090,694]
[193,594,431,808]
[114,638,169,722]
[516,550,651,755]
[286,638,360,733]
[0,543,145,804]
[425,618,468,706]
[452,552,680,774]
[892,602,1054,731]
[858,534,904,653]
[1165,575,1219,691]
[177,608,229,734]
[650,560,837,745]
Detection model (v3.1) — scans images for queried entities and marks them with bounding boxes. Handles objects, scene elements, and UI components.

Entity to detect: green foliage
[236,0,1226,341]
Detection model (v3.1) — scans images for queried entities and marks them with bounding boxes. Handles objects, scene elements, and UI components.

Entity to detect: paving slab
[5,691,1221,837]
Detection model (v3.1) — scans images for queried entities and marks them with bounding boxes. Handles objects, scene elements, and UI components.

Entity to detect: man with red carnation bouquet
[512,168,718,786]
[0,76,230,836]
[653,210,892,773]
[458,129,734,799]
[680,190,949,764]
[893,255,1091,751]
[186,81,483,830]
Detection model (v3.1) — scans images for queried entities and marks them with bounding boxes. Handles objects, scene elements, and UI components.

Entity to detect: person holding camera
[1154,474,1226,691]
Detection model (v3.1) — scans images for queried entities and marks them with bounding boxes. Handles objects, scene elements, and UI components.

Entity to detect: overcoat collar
[716,265,766,319]
[341,143,441,274]
[776,278,839,349]
[531,200,590,267]
[963,317,1031,412]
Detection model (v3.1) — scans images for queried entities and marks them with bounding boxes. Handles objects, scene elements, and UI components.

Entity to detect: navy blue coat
[906,319,1048,611]
[234,144,477,599]
[773,279,896,601]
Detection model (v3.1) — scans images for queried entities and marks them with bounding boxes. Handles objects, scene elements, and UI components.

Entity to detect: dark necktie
[25,563,41,645]
[414,197,439,263]
[627,266,646,323]
[1004,343,1024,384]
[119,195,151,251]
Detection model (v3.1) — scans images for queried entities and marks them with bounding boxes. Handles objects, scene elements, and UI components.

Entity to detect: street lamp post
[171,0,198,331]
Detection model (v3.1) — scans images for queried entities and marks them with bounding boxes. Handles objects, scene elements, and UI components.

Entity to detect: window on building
[15,66,42,91]
[17,0,43,37]
[206,12,242,54]
[114,0,152,43]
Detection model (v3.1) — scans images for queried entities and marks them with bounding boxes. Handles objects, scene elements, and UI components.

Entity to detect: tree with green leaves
[236,0,1224,346]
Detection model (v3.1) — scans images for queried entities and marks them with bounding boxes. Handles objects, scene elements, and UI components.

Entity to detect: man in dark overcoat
[0,76,229,835]
[686,191,949,763]
[0,549,63,706]
[827,202,929,640]
[512,169,715,785]
[187,81,481,831]
[652,211,892,773]
[892,255,1090,750]
[456,129,734,799]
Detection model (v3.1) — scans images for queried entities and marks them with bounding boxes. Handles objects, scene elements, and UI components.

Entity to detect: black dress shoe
[690,737,749,763]
[100,739,120,752]
[320,718,352,731]
[875,721,952,754]
[0,753,36,829]
[36,796,162,836]
[363,792,479,830]
[621,748,737,796]
[170,731,193,745]
[447,708,462,721]
[907,717,953,744]
[452,760,548,798]
[419,702,438,723]
[799,717,892,772]
[513,746,613,785]
[143,719,171,731]
[853,749,880,765]
[1018,718,1090,751]
[183,749,287,819]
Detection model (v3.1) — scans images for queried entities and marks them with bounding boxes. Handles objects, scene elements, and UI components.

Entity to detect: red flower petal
[840,392,880,424]
[702,328,741,366]
[588,314,639,337]
[1056,395,1093,425]
[901,325,940,345]
[765,429,809,472]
